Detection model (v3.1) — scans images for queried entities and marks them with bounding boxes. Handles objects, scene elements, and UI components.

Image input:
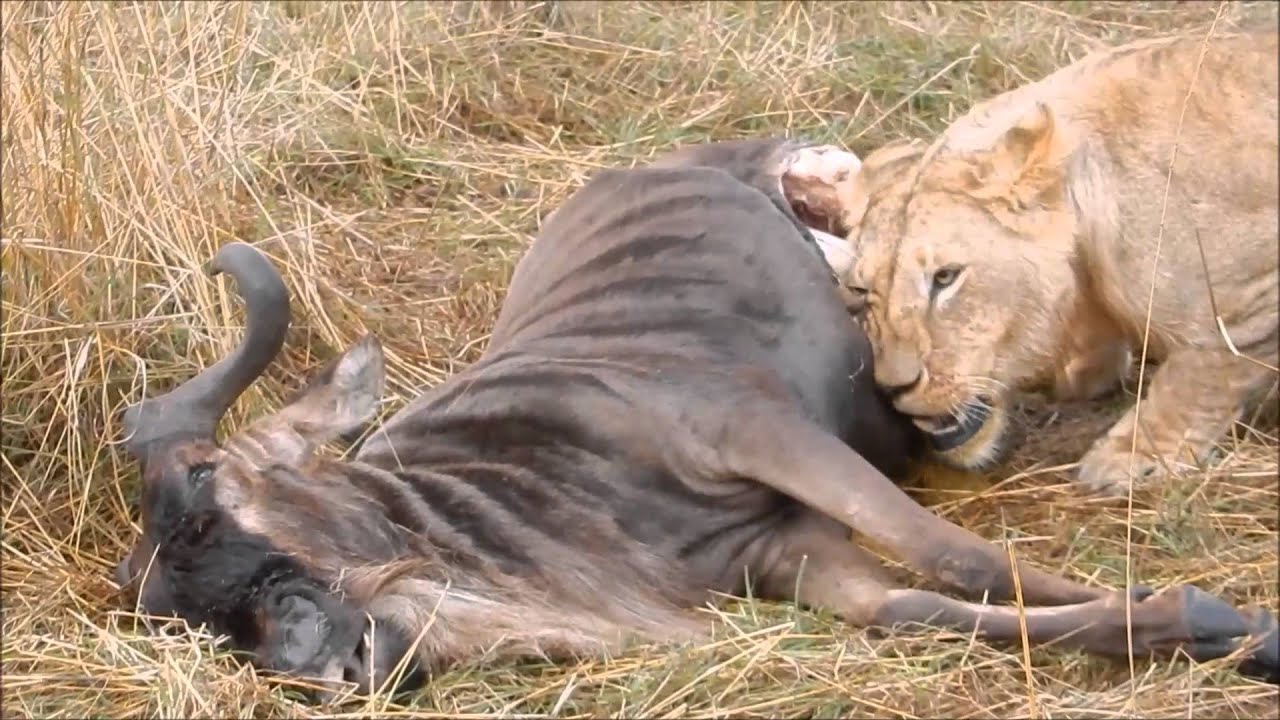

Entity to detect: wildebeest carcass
[114,138,1279,695]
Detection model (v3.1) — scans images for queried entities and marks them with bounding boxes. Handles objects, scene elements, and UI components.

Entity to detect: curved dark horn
[121,242,291,457]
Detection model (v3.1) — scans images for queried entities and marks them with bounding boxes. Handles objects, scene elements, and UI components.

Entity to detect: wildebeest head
[114,243,412,692]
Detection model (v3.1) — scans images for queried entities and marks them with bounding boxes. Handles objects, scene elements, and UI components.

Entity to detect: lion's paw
[1076,435,1166,496]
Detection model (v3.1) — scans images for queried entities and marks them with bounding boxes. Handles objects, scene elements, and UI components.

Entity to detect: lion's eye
[931,264,964,292]
[188,463,215,485]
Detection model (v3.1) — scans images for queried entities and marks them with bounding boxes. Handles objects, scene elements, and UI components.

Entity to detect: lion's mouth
[914,397,993,452]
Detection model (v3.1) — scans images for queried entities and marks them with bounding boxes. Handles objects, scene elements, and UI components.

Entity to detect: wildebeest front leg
[709,399,1277,679]
[715,402,1106,606]
[755,512,1278,677]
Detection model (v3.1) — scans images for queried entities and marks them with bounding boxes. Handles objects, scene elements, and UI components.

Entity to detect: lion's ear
[997,102,1057,171]
[984,102,1064,209]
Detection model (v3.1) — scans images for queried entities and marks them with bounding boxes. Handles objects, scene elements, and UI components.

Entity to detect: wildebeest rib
[493,170,793,349]
[422,364,633,412]
[517,273,726,337]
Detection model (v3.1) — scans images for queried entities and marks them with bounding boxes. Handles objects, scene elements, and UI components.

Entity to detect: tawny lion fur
[805,30,1278,494]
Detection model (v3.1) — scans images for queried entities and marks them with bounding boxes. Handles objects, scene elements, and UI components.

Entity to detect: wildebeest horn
[121,242,290,457]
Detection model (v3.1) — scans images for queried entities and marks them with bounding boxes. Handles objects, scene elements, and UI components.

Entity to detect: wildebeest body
[355,161,915,603]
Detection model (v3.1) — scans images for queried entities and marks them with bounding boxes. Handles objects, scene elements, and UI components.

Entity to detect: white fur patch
[808,226,856,276]
[785,145,863,183]
[911,272,925,301]
[778,144,864,278]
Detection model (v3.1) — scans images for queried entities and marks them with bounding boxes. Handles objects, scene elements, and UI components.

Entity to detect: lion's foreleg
[1075,347,1275,495]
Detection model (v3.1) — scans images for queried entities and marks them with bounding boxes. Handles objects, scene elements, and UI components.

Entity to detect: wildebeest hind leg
[752,504,1280,676]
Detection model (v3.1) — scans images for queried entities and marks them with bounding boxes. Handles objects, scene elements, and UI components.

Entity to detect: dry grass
[2,1,1277,717]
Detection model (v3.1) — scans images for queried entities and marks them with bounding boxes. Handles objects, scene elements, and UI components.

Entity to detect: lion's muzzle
[922,397,991,452]
[908,395,995,453]
[910,395,1016,471]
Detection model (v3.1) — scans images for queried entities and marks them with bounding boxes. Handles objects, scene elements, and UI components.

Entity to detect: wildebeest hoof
[1127,584,1157,603]
[1237,607,1279,685]
[337,618,426,699]
[1177,585,1251,649]
[1158,585,1277,684]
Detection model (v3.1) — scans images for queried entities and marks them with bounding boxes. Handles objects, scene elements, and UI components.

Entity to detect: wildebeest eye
[188,463,215,485]
[931,264,964,292]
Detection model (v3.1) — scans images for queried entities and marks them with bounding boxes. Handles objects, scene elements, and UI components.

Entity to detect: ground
[2,2,1278,718]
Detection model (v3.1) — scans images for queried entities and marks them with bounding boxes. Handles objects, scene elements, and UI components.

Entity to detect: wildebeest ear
[272,334,386,450]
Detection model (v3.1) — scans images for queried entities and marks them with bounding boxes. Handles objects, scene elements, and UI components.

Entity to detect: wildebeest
[114,138,1278,695]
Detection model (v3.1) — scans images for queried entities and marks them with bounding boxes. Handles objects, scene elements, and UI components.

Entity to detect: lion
[784,29,1279,495]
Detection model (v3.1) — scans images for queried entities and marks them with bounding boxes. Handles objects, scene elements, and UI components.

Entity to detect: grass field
[3,1,1278,717]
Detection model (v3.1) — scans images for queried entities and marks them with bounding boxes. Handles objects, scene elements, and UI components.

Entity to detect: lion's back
[1074,31,1279,357]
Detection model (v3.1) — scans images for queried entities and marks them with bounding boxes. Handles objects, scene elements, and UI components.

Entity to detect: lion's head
[835,103,1122,470]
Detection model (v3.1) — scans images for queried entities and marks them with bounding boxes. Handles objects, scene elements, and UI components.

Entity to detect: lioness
[787,30,1278,494]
